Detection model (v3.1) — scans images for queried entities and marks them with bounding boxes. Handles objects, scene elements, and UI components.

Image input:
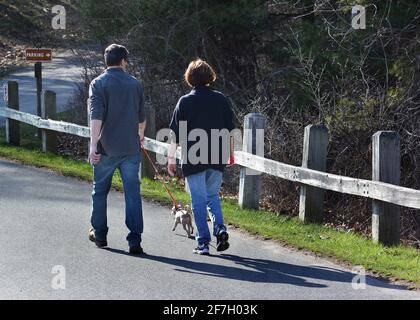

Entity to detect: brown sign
[25,49,52,62]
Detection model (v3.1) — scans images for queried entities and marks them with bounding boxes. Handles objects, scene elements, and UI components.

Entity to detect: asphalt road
[0,158,419,300]
[0,50,84,127]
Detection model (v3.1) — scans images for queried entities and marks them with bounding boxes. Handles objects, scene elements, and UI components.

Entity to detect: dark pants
[91,154,143,247]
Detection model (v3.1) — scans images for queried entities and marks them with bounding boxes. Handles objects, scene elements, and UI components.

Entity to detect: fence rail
[1,81,419,246]
[0,107,90,137]
[2,105,418,210]
[234,151,420,210]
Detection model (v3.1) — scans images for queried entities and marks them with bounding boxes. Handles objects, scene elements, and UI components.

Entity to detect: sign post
[35,62,42,138]
[25,49,52,138]
[3,84,7,102]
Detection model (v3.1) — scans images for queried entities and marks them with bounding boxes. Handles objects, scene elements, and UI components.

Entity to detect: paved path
[0,158,419,300]
[0,50,84,127]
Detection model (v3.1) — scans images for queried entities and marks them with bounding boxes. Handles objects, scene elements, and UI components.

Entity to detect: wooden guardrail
[1,81,419,246]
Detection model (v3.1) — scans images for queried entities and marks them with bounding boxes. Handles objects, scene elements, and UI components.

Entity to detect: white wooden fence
[1,81,419,246]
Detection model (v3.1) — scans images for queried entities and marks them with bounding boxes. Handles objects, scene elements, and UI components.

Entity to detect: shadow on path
[103,248,405,290]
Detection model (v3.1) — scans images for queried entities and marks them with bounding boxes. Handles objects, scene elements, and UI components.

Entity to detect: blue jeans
[186,169,227,247]
[91,154,143,247]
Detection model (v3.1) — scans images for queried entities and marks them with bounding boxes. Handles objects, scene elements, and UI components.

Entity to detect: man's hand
[167,157,177,176]
[90,119,102,165]
[139,121,146,148]
[89,145,101,165]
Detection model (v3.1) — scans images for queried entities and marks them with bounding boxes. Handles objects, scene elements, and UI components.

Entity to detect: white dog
[172,205,194,238]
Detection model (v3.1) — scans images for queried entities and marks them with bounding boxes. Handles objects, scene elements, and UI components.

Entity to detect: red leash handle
[141,145,179,208]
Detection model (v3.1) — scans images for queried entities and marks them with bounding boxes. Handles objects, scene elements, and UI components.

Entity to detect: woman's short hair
[104,44,129,67]
[184,59,217,87]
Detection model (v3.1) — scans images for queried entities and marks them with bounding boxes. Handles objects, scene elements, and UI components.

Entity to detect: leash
[141,145,180,209]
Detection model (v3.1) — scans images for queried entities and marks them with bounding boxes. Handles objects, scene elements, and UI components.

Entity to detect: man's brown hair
[104,43,129,66]
[184,59,217,87]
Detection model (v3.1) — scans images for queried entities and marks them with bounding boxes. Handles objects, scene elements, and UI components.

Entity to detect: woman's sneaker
[216,231,229,252]
[193,244,210,255]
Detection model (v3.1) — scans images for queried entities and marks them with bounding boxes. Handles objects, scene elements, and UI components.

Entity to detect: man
[167,58,235,255]
[88,44,146,255]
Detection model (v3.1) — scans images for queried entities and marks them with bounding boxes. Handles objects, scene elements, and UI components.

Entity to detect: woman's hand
[167,161,177,176]
[227,137,235,167]
[167,143,178,176]
[227,154,235,167]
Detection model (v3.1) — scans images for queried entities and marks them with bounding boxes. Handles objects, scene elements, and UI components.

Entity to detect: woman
[167,58,235,255]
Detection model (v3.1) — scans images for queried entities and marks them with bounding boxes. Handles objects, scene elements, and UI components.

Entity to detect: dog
[172,204,194,238]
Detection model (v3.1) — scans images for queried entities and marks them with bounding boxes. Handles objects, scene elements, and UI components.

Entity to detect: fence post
[6,81,20,146]
[299,124,329,223]
[238,113,265,210]
[372,131,401,246]
[41,90,57,153]
[141,100,156,179]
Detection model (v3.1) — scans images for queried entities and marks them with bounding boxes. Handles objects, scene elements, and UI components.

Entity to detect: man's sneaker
[193,245,210,255]
[88,228,107,248]
[129,246,145,255]
[216,231,229,252]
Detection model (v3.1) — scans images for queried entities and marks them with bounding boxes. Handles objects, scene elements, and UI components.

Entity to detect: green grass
[0,127,419,287]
